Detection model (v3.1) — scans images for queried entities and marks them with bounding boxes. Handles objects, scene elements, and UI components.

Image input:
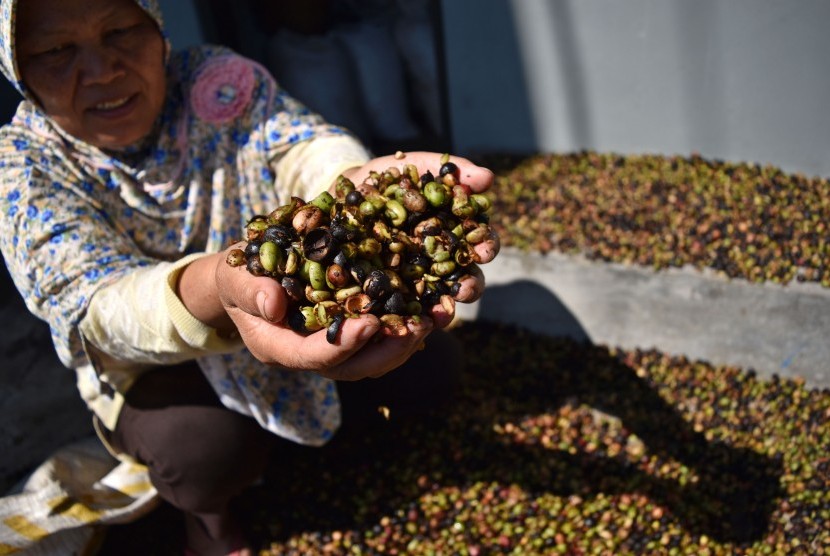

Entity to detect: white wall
[442,0,830,178]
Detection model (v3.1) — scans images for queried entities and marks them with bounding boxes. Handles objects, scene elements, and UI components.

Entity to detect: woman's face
[16,0,167,150]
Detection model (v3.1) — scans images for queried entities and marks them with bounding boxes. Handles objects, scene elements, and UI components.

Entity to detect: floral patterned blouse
[0,0,370,446]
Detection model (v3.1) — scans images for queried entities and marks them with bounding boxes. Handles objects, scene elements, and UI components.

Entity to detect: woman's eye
[107,24,140,39]
[37,44,71,58]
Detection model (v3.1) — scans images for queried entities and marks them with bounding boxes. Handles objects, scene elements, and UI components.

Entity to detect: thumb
[219,257,289,323]
[460,164,495,194]
[251,278,289,323]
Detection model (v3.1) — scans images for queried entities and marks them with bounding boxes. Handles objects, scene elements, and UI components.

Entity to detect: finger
[429,297,456,329]
[452,158,494,193]
[473,231,501,264]
[217,244,290,323]
[224,271,289,324]
[246,313,431,380]
[242,313,382,371]
[330,317,434,380]
[390,152,495,193]
[454,264,485,303]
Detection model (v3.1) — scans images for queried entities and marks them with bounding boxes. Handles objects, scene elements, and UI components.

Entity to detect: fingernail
[256,291,272,321]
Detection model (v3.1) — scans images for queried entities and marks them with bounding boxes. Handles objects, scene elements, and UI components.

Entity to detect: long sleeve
[77,253,244,399]
[274,134,371,200]
[79,254,242,360]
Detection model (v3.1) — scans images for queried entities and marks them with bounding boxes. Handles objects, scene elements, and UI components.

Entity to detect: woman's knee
[125,404,272,513]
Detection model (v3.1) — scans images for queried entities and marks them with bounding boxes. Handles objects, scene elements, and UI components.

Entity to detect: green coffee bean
[259,241,282,273]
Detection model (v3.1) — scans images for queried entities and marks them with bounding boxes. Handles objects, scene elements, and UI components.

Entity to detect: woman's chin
[86,126,155,151]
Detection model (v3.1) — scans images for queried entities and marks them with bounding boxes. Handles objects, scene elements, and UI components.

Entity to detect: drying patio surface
[99,320,829,556]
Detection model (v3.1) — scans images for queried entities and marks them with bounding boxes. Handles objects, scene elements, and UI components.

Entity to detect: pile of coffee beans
[99,322,829,555]
[483,151,829,287]
[227,155,499,341]
[254,321,829,555]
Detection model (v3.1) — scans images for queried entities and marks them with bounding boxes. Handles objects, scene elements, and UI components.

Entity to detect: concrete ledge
[457,249,830,389]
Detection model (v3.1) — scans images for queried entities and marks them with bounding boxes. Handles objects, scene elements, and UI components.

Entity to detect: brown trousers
[105,330,462,526]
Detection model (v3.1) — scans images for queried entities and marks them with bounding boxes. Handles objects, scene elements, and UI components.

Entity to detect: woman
[0,0,494,554]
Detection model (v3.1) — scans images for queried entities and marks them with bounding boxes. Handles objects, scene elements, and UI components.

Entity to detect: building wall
[442,0,830,177]
[158,0,205,49]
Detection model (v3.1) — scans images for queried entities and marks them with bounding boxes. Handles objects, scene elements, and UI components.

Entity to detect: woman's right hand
[211,243,434,381]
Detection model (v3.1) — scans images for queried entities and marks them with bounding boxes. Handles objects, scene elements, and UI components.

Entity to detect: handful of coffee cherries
[227,154,500,343]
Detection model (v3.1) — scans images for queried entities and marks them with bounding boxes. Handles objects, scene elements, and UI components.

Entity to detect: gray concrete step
[457,249,830,389]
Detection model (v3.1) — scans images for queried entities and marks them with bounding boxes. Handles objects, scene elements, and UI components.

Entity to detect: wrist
[176,251,236,335]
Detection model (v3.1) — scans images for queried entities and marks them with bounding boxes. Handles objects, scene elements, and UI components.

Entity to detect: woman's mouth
[88,94,138,117]
[95,97,131,110]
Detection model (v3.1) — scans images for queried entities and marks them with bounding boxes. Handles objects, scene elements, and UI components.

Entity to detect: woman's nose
[78,46,126,86]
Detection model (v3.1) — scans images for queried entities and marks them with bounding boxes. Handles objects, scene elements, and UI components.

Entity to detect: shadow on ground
[99,281,784,554]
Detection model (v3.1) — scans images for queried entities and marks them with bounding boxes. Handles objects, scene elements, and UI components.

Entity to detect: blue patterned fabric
[0,0,349,445]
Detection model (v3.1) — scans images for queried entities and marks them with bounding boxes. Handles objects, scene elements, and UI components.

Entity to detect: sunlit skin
[15,0,167,150]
